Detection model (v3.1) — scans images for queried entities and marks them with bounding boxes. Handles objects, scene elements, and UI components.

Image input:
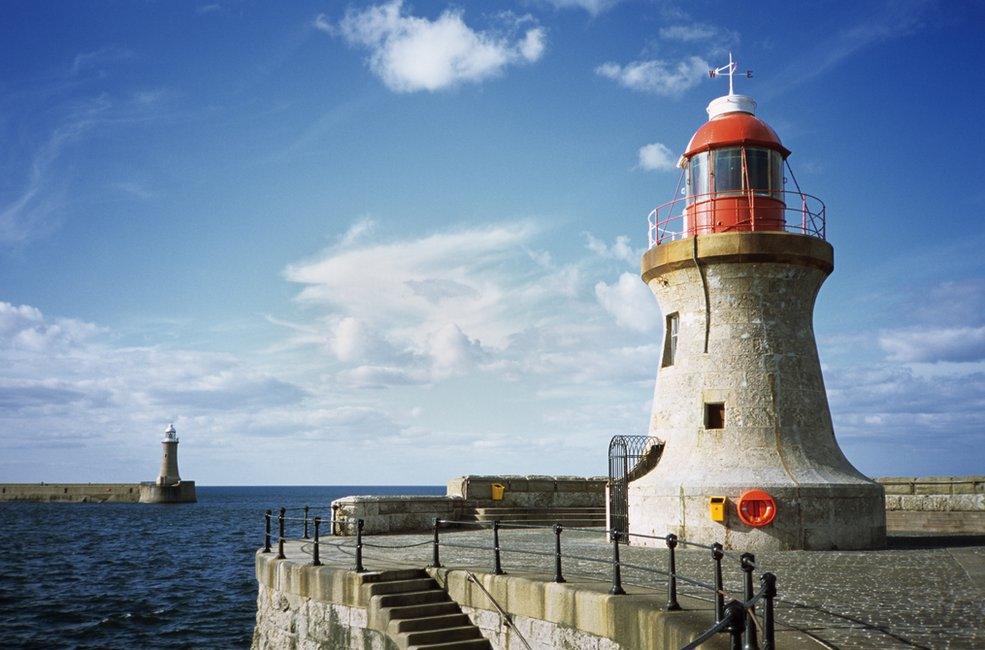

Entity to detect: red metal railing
[646,189,826,247]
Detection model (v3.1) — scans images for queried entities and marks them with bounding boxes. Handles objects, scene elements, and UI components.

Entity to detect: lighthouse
[139,423,197,503]
[627,55,885,550]
[157,423,182,486]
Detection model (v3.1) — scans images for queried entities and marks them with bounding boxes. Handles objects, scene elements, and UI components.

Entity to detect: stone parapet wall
[0,483,140,503]
[878,476,985,499]
[877,477,985,535]
[332,495,465,535]
[446,475,607,508]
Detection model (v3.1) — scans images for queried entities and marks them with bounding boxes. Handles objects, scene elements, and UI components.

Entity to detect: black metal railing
[260,508,779,649]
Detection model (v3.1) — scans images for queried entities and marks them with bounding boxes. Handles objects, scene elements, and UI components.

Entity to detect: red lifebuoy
[736,489,776,527]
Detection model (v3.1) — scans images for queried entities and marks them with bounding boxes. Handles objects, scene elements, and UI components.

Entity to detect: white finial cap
[706,94,757,119]
[165,423,176,435]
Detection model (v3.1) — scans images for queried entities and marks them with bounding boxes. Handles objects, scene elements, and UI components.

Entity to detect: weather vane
[708,52,752,96]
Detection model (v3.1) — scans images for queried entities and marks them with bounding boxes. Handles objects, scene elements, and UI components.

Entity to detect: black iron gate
[608,435,664,536]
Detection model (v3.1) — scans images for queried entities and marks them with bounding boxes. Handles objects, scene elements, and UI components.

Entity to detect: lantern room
[683,96,789,235]
[647,54,826,247]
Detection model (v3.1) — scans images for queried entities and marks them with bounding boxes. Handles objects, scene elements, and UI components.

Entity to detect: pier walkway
[272,527,985,649]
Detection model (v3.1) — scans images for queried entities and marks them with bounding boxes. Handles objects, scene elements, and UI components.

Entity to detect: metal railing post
[303,505,310,539]
[553,524,566,583]
[741,552,758,650]
[312,517,322,566]
[429,518,442,568]
[712,542,725,623]
[665,533,681,610]
[277,507,286,559]
[725,599,746,650]
[263,509,272,553]
[761,572,776,650]
[354,518,366,572]
[492,520,504,575]
[609,530,626,595]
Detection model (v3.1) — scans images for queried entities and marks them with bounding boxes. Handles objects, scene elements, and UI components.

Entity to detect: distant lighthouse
[139,423,197,503]
[156,423,182,486]
[627,55,885,550]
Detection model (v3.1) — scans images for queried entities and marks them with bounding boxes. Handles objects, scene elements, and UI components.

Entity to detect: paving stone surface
[275,523,985,650]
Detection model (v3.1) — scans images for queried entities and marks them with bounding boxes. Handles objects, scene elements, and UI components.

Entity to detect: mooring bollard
[712,542,725,623]
[665,533,681,611]
[492,520,504,575]
[609,530,626,595]
[553,524,566,583]
[354,518,366,572]
[429,518,442,568]
[277,507,286,559]
[312,517,322,566]
[761,572,776,650]
[303,505,310,539]
[263,509,272,553]
[725,599,746,650]
[740,552,758,650]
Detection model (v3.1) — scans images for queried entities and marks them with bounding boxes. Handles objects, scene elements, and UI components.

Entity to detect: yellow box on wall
[709,496,726,522]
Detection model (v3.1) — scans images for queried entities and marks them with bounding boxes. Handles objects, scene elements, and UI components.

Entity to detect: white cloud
[585,234,638,264]
[879,326,985,363]
[596,56,709,96]
[540,0,622,15]
[428,323,486,377]
[321,1,546,93]
[659,24,719,42]
[637,142,677,172]
[595,272,659,332]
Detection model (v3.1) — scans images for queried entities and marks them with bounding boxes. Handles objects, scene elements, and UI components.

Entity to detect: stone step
[364,577,438,597]
[471,506,605,514]
[376,589,450,609]
[399,625,483,647]
[358,568,430,584]
[388,613,472,635]
[407,639,492,650]
[470,511,606,519]
[384,601,462,622]
[473,518,606,527]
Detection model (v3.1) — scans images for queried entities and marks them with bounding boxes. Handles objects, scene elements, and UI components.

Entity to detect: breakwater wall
[0,481,197,504]
[0,483,140,503]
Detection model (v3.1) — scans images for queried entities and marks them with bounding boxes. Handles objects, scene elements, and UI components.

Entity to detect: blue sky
[1,0,983,484]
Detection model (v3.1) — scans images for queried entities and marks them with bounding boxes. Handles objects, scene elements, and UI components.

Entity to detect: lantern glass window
[714,148,743,192]
[688,153,709,201]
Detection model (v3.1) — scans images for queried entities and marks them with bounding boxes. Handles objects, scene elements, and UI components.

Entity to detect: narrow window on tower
[705,403,725,429]
[662,312,679,367]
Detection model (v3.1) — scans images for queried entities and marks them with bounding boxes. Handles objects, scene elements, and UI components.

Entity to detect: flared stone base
[138,480,197,504]
[627,481,886,551]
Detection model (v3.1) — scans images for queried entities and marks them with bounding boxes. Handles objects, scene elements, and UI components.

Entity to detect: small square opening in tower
[662,312,679,367]
[705,402,725,429]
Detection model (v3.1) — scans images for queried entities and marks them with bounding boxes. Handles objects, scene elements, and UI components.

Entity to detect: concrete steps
[363,570,491,650]
[461,506,606,527]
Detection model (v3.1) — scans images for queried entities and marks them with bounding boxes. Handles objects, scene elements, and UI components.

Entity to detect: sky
[1,0,983,485]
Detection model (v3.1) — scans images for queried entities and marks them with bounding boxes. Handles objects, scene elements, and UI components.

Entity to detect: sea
[0,485,443,649]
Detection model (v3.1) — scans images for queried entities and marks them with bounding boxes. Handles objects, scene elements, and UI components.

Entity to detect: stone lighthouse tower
[627,56,885,551]
[139,423,197,503]
[157,423,181,486]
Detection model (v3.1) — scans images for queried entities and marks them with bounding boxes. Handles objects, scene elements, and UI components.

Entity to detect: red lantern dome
[646,55,827,247]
